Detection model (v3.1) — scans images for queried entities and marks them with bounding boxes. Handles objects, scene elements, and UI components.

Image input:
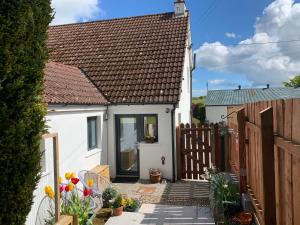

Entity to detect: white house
[27,1,193,224]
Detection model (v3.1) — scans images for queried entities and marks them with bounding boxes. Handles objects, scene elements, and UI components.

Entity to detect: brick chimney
[174,0,187,17]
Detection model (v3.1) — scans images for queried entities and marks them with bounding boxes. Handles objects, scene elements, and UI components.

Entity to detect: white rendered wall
[175,45,192,125]
[26,105,107,225]
[107,104,173,180]
[205,106,228,123]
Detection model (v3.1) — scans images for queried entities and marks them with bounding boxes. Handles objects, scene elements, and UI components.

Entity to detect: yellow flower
[58,176,63,184]
[71,172,76,178]
[87,178,94,187]
[65,172,71,180]
[68,183,74,191]
[44,186,55,199]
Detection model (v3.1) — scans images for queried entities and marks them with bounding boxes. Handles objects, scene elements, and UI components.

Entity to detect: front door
[116,116,140,177]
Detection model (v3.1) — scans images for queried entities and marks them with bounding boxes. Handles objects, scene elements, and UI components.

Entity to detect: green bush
[0,1,52,224]
[102,187,118,208]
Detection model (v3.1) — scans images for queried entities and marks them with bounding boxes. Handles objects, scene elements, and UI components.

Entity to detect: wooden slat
[292,99,300,144]
[260,107,276,225]
[185,123,192,179]
[292,156,300,225]
[191,124,198,179]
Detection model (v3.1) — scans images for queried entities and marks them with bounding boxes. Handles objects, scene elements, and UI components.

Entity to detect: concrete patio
[105,180,215,225]
[105,204,215,225]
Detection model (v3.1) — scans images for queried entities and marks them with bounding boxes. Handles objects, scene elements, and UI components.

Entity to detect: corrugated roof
[206,87,300,106]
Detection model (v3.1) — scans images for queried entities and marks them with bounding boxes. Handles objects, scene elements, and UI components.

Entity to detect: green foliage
[283,75,300,88]
[103,187,117,201]
[210,173,239,214]
[192,96,206,106]
[61,191,93,225]
[124,198,140,212]
[192,103,206,123]
[0,0,52,224]
[112,195,124,209]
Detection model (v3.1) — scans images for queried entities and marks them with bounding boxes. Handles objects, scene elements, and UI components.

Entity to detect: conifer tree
[0,1,52,224]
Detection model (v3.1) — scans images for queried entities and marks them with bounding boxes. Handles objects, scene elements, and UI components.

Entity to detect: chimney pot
[238,85,241,90]
[267,84,270,89]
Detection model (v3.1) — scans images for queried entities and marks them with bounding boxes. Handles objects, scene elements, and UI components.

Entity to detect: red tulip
[65,185,70,192]
[83,189,91,197]
[59,185,64,193]
[71,177,79,185]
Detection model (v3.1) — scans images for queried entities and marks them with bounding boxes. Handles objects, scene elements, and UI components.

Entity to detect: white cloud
[208,79,225,85]
[195,0,300,86]
[51,0,104,25]
[225,32,237,38]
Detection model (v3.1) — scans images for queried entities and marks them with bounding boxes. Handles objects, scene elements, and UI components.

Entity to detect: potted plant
[149,168,161,183]
[112,194,124,216]
[209,173,240,223]
[102,187,117,208]
[124,198,140,212]
[145,135,155,143]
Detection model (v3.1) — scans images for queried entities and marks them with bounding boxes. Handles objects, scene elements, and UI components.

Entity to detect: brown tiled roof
[48,12,189,104]
[44,61,108,105]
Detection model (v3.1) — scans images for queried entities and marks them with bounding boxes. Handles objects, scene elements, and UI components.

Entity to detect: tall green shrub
[0,1,52,224]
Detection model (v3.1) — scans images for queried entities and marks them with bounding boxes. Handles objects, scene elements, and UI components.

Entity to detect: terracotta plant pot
[112,206,123,216]
[232,212,253,225]
[150,172,161,183]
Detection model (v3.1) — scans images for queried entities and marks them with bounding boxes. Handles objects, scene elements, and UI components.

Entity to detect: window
[143,115,158,143]
[87,116,98,150]
[40,140,46,173]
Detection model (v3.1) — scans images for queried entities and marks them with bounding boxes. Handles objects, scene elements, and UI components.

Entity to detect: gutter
[171,104,176,182]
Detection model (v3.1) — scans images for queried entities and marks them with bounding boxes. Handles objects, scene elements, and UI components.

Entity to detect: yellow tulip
[68,183,74,191]
[44,186,54,199]
[65,172,71,180]
[58,176,62,184]
[87,178,94,187]
[71,172,76,178]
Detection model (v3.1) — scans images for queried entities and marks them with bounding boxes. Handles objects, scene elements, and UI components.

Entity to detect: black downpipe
[171,104,176,182]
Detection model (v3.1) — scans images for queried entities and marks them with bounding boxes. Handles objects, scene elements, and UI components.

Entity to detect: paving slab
[105,204,215,225]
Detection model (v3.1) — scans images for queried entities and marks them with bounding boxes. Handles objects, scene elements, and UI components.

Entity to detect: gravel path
[112,180,210,207]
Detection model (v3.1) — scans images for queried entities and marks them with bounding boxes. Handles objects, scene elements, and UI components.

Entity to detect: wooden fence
[227,99,300,225]
[176,123,221,180]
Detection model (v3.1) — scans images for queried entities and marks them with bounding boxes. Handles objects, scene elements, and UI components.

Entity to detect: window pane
[88,117,98,150]
[144,116,157,141]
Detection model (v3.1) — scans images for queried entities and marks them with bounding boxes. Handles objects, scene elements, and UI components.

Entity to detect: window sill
[86,148,102,158]
[139,142,161,147]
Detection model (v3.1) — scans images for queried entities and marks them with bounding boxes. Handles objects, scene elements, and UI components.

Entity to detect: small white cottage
[27,1,193,223]
[46,0,192,182]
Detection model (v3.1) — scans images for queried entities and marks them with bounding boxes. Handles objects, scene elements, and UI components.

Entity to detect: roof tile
[48,12,188,104]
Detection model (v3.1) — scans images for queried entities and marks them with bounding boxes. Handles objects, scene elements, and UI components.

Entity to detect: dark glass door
[116,116,140,176]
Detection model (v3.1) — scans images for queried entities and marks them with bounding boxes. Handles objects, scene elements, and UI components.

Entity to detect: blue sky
[51,0,300,96]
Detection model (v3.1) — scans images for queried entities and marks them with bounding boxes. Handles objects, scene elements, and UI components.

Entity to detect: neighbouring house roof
[206,87,300,106]
[44,61,108,105]
[47,12,189,104]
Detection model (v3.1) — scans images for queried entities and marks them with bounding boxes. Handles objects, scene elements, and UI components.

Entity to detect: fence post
[176,125,181,180]
[213,123,221,169]
[237,108,247,193]
[260,107,276,225]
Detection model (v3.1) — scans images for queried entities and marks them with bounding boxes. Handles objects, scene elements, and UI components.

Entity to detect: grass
[192,96,206,106]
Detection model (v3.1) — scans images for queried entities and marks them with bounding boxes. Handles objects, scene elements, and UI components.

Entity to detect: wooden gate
[176,123,220,180]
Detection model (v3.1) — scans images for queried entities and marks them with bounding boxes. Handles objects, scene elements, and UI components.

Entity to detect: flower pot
[150,172,161,183]
[125,206,139,212]
[232,212,253,225]
[113,206,123,216]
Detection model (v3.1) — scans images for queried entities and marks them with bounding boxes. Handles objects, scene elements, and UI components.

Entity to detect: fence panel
[227,98,300,225]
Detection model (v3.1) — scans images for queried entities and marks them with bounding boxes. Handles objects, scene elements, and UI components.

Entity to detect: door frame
[115,115,141,177]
